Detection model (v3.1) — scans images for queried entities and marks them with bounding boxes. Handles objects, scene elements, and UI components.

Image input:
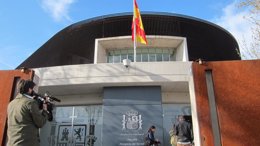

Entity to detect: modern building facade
[16,12,240,146]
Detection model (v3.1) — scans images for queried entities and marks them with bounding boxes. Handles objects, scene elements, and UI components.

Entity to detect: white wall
[94,35,188,63]
[94,40,107,64]
[162,92,190,104]
[175,38,189,61]
[34,62,193,87]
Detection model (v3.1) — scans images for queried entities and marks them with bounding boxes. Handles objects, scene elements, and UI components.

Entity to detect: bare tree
[238,0,260,59]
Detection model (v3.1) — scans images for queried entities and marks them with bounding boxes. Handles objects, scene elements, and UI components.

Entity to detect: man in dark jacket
[174,115,193,146]
[7,79,49,146]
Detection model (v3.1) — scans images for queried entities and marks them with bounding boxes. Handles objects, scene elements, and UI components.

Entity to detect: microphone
[44,93,61,102]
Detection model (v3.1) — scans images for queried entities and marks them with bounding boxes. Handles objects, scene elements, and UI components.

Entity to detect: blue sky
[0,0,251,69]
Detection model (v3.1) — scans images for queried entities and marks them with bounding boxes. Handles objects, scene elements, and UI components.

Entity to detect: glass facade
[39,104,191,146]
[40,105,103,146]
[107,48,175,63]
[162,104,191,146]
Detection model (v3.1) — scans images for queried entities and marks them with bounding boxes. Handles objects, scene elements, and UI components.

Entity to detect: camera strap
[23,94,34,100]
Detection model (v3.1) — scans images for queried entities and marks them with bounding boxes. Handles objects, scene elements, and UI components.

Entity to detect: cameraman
[7,79,49,146]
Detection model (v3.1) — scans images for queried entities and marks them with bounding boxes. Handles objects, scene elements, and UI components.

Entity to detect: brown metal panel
[0,69,34,145]
[193,60,260,146]
[192,63,215,146]
[210,60,260,146]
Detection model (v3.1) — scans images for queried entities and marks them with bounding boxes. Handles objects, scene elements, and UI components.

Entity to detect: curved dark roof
[18,12,240,68]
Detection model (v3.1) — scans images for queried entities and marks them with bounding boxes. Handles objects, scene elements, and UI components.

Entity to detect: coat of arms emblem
[122,110,142,130]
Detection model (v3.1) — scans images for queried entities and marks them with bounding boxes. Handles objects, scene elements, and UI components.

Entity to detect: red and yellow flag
[132,0,147,44]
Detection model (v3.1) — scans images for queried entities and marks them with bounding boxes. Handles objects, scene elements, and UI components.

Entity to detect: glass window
[114,50,121,55]
[114,55,120,63]
[128,54,134,62]
[108,56,113,63]
[107,48,175,63]
[162,104,191,146]
[163,49,169,54]
[136,49,142,54]
[40,106,103,146]
[170,54,175,61]
[163,54,170,61]
[149,48,156,53]
[142,48,149,53]
[108,51,113,56]
[156,48,163,53]
[128,49,134,54]
[121,54,127,62]
[142,54,148,62]
[149,54,156,62]
[156,54,163,62]
[121,50,127,54]
[136,54,142,62]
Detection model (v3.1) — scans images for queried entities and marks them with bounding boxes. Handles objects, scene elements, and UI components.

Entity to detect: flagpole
[133,0,137,62]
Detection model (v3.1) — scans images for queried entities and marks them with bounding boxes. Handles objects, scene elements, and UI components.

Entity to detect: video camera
[32,91,61,121]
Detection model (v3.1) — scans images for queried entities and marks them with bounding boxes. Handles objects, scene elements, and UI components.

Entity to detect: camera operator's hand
[42,103,48,112]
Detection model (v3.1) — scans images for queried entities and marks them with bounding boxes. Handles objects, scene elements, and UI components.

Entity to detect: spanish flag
[132,0,147,45]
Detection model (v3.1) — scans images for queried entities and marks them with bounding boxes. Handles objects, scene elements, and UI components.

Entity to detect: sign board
[103,86,163,146]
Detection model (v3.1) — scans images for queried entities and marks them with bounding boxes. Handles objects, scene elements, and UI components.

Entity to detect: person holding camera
[7,79,49,146]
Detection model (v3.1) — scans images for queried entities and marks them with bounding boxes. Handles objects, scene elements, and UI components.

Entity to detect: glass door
[162,104,191,146]
[40,105,102,146]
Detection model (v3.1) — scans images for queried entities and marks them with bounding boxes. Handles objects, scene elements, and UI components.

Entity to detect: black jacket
[148,131,155,144]
[174,120,193,142]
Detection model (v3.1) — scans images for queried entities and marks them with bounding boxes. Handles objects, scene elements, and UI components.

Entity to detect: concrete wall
[94,39,107,64]
[34,62,192,87]
[175,38,189,61]
[162,92,190,104]
[50,91,190,107]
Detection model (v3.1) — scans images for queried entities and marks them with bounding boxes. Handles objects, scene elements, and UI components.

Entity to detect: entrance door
[162,104,192,146]
[40,105,102,146]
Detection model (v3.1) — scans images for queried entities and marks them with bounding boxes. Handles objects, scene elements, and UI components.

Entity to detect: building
[4,12,244,146]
